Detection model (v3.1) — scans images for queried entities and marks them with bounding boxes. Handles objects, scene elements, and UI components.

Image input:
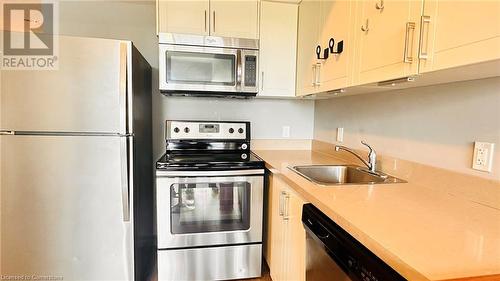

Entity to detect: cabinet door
[296,0,321,96]
[419,0,500,73]
[316,0,356,92]
[259,1,298,98]
[268,176,286,281]
[158,0,209,35]
[210,0,259,39]
[282,187,306,281]
[355,0,421,84]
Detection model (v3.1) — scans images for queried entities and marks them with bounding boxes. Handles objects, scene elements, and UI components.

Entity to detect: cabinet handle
[315,63,321,86]
[279,191,285,216]
[375,0,384,10]
[213,10,216,32]
[204,10,207,33]
[403,22,416,63]
[419,16,431,60]
[361,19,369,32]
[260,71,264,91]
[283,193,290,221]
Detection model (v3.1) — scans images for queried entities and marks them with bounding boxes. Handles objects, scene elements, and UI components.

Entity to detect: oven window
[166,51,236,86]
[170,182,251,234]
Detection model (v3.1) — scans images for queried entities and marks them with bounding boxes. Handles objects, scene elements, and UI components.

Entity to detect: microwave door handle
[236,49,242,90]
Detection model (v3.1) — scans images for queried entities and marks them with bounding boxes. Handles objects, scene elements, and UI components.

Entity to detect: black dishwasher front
[302,204,407,281]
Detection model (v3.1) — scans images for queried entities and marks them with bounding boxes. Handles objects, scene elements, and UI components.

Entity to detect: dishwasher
[302,204,407,281]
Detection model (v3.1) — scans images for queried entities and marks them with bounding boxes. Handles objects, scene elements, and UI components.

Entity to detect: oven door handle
[156,169,264,177]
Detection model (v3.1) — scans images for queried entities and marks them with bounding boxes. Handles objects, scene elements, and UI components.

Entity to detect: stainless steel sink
[289,165,406,186]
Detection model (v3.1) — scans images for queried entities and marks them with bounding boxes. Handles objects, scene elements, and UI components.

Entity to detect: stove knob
[229,128,234,134]
[241,143,248,150]
[173,127,180,133]
[238,128,244,134]
[184,127,190,133]
[241,153,248,160]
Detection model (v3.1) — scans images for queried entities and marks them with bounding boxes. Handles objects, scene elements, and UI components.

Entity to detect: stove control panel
[166,120,250,140]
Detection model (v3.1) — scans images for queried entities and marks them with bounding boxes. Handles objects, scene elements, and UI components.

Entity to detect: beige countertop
[253,149,500,281]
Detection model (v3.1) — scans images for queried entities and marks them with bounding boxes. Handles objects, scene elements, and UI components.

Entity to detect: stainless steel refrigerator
[0,36,154,281]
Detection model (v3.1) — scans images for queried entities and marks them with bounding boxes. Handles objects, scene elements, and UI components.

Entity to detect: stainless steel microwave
[159,44,259,97]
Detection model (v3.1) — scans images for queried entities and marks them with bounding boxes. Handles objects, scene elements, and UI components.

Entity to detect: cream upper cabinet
[355,0,422,85]
[157,0,209,35]
[419,0,500,73]
[209,0,259,39]
[316,0,356,92]
[296,0,321,96]
[157,0,259,39]
[266,175,306,281]
[296,0,357,96]
[258,1,298,98]
[293,0,499,94]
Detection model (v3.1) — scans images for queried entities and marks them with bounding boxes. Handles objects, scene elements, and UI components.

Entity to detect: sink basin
[289,165,406,186]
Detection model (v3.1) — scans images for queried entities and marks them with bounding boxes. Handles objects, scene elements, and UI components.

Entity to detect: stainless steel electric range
[156,120,265,281]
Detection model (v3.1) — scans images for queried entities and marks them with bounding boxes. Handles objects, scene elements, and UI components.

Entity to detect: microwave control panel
[244,56,257,87]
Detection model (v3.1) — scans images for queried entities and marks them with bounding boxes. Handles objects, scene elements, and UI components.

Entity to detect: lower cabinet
[265,173,306,281]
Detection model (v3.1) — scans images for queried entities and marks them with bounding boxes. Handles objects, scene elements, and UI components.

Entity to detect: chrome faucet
[335,141,377,173]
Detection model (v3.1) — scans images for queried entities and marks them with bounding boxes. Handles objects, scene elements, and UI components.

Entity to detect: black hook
[316,45,329,60]
[331,39,344,55]
[328,38,335,53]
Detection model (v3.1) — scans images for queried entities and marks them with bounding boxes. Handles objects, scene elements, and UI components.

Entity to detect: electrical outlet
[282,126,290,138]
[472,142,495,172]
[337,128,344,142]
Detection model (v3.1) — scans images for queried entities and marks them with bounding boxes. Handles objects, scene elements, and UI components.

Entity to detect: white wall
[314,77,500,180]
[58,0,315,158]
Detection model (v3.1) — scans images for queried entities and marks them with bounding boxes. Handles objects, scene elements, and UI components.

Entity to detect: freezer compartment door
[0,36,129,134]
[0,135,133,280]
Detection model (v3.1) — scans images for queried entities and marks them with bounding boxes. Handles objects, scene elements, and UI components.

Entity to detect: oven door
[156,169,264,249]
[159,44,238,93]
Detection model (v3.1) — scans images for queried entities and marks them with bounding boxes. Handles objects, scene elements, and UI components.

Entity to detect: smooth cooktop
[156,151,265,171]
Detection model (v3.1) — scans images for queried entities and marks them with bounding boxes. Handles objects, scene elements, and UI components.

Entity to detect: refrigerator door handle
[0,130,15,135]
[120,137,131,222]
